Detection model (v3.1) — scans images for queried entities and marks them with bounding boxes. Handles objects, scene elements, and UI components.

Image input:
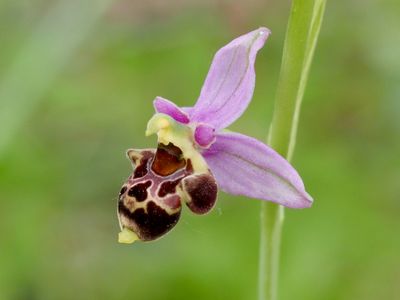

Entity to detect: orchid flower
[117,27,313,243]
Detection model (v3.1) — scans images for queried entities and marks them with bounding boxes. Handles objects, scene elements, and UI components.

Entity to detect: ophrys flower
[117,27,313,243]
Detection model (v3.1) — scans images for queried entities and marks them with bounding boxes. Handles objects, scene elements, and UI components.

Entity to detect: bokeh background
[1,0,399,299]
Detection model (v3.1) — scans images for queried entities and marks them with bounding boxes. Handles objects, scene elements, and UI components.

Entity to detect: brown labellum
[181,174,218,215]
[118,143,218,241]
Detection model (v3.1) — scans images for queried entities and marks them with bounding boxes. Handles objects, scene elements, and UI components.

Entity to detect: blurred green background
[1,0,399,299]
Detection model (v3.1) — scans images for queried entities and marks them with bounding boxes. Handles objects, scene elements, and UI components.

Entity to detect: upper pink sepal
[189,27,270,129]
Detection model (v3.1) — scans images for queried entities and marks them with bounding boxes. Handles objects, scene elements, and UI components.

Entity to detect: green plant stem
[258,1,326,299]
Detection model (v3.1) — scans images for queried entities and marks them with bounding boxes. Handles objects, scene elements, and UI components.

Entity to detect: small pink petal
[153,96,190,124]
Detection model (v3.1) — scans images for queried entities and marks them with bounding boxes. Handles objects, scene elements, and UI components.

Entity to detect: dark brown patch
[158,178,183,197]
[184,174,218,214]
[151,143,186,176]
[119,202,181,241]
[127,181,152,202]
[118,200,129,215]
[134,157,150,178]
[185,159,193,173]
[119,186,127,200]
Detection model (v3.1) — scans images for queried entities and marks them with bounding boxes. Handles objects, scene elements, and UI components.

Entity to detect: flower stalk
[258,0,326,299]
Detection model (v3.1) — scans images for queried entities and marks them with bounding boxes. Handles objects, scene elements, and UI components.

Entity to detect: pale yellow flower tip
[118,228,139,244]
[145,114,171,136]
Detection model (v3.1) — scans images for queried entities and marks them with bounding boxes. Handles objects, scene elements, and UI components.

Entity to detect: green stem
[258,1,326,299]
